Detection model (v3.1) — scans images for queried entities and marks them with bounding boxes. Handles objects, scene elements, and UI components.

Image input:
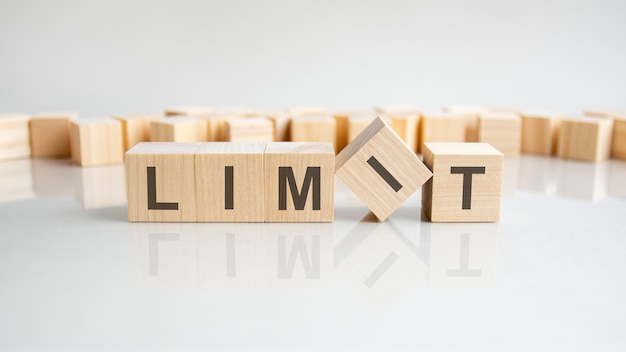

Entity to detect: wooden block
[477,112,522,157]
[0,113,31,161]
[126,142,199,222]
[336,117,433,221]
[253,111,291,141]
[520,112,562,155]
[374,105,421,115]
[29,112,77,158]
[74,163,126,209]
[613,116,626,159]
[557,116,613,162]
[195,142,266,222]
[389,114,419,153]
[264,142,334,222]
[111,114,162,151]
[347,115,380,144]
[583,109,626,119]
[150,117,207,142]
[443,106,490,143]
[332,110,376,153]
[419,113,466,154]
[225,117,274,142]
[286,106,327,116]
[290,116,337,151]
[164,105,215,117]
[422,142,503,222]
[69,118,124,167]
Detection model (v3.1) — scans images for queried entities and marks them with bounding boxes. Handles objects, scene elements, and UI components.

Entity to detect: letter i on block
[422,143,503,222]
[126,143,199,222]
[195,142,265,222]
[336,117,433,221]
[264,142,335,222]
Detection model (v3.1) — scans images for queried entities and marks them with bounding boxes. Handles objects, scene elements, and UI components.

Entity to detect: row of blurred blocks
[1,106,624,167]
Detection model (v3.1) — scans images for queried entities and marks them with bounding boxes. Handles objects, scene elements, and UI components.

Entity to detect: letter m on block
[278,167,321,210]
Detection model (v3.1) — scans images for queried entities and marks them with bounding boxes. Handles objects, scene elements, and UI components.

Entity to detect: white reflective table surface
[1,156,625,351]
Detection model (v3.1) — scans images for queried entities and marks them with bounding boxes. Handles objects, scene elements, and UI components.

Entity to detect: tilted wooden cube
[477,112,522,157]
[422,142,503,222]
[69,118,124,167]
[29,112,77,158]
[264,142,334,222]
[520,112,562,155]
[0,113,31,161]
[336,117,433,221]
[557,116,613,162]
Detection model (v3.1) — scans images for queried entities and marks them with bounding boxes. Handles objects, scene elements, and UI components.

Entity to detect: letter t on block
[422,142,503,222]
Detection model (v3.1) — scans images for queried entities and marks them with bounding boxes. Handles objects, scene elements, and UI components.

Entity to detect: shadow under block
[520,112,561,155]
[264,142,334,222]
[557,116,613,162]
[195,143,265,222]
[422,142,503,222]
[477,112,522,157]
[336,117,433,221]
[389,114,419,153]
[0,113,31,161]
[419,113,466,154]
[69,119,124,167]
[290,116,337,150]
[29,112,77,158]
[150,117,207,142]
[112,114,161,151]
[225,118,274,142]
[126,143,199,222]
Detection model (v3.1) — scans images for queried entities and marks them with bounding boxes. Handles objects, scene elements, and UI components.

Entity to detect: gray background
[1,0,625,116]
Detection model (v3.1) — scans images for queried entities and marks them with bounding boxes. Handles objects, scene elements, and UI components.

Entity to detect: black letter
[367,156,403,192]
[278,167,321,210]
[450,166,485,209]
[147,166,178,210]
[225,166,234,210]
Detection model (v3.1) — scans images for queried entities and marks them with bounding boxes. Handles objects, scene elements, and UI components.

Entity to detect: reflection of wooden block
[195,143,265,222]
[29,112,77,158]
[264,142,334,222]
[286,106,327,116]
[556,159,608,202]
[389,114,419,153]
[69,118,124,167]
[164,105,215,117]
[290,116,337,150]
[520,112,562,155]
[0,159,35,202]
[419,113,466,154]
[557,116,613,162]
[111,114,161,151]
[336,117,432,221]
[348,115,379,143]
[74,163,126,209]
[477,112,522,156]
[126,142,199,222]
[225,118,274,142]
[0,113,31,161]
[150,117,207,142]
[422,142,503,222]
[31,159,74,196]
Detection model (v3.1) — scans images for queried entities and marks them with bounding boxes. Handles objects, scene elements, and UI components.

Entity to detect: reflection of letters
[364,252,399,288]
[149,233,179,276]
[278,167,321,210]
[446,233,481,277]
[277,235,320,279]
[226,233,236,277]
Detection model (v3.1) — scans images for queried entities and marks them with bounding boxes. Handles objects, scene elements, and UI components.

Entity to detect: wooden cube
[126,142,199,222]
[613,116,626,160]
[254,111,291,141]
[443,106,490,142]
[290,116,337,151]
[389,114,419,153]
[557,116,613,162]
[286,106,327,116]
[225,117,274,142]
[333,110,376,153]
[419,113,466,154]
[150,117,207,142]
[422,142,503,222]
[29,112,77,158]
[0,113,31,161]
[347,115,380,144]
[336,117,432,221]
[112,114,162,151]
[264,142,334,222]
[520,112,562,155]
[374,105,421,115]
[164,105,215,117]
[69,118,124,167]
[477,112,522,157]
[195,142,266,222]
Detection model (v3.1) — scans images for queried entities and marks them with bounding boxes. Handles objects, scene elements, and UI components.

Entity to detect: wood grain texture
[150,117,207,142]
[195,142,266,222]
[520,112,562,155]
[112,114,162,151]
[419,113,466,154]
[583,110,626,160]
[29,112,77,158]
[0,113,31,161]
[347,115,380,144]
[332,110,376,153]
[264,142,334,222]
[477,112,522,157]
[254,111,291,141]
[422,142,503,222]
[389,114,419,153]
[226,118,274,142]
[557,116,613,162]
[336,117,432,221]
[69,118,124,167]
[290,116,337,151]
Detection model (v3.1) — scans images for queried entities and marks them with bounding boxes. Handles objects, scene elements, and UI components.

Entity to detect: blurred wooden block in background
[0,113,31,161]
[584,110,626,160]
[557,116,613,162]
[29,112,77,158]
[195,142,266,222]
[419,113,466,154]
[226,117,274,142]
[422,143,503,222]
[126,142,199,222]
[112,114,162,151]
[254,111,291,141]
[264,142,334,222]
[375,105,421,115]
[333,110,376,153]
[69,118,124,167]
[290,116,337,151]
[164,105,215,117]
[348,115,380,144]
[150,117,207,142]
[336,117,432,221]
[477,112,522,157]
[286,106,327,116]
[443,106,490,142]
[389,114,419,153]
[520,112,562,156]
